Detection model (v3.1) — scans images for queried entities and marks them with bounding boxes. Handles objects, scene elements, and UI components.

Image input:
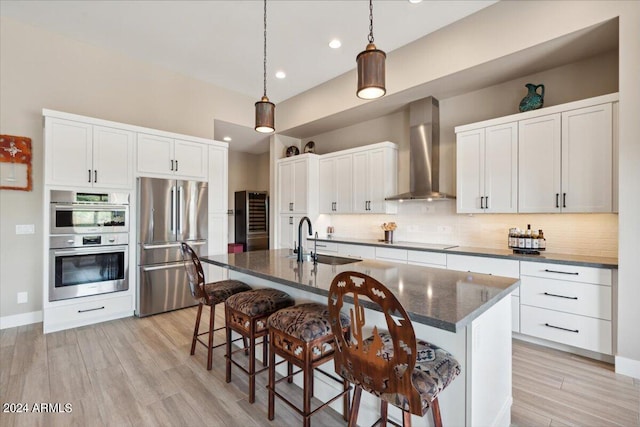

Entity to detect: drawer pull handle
[78,306,105,313]
[543,292,578,300]
[544,323,579,333]
[316,244,327,247]
[544,269,579,275]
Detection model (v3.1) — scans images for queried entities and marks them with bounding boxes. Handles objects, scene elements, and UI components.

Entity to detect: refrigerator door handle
[142,263,184,272]
[170,186,176,233]
[142,242,182,250]
[177,186,183,235]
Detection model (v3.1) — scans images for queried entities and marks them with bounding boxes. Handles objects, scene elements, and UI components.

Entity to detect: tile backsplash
[316,202,618,258]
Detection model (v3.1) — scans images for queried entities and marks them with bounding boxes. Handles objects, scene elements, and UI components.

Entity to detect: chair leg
[431,398,442,427]
[249,334,256,403]
[380,400,388,427]
[348,386,362,427]
[287,361,293,384]
[268,332,276,420]
[342,379,350,422]
[191,303,203,355]
[262,335,268,367]
[225,321,232,383]
[402,410,412,427]
[243,336,249,355]
[207,304,215,370]
[303,358,313,427]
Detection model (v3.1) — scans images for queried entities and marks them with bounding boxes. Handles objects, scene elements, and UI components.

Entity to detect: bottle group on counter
[508,224,546,252]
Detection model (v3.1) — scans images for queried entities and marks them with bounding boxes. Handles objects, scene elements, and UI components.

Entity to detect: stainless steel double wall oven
[49,190,130,301]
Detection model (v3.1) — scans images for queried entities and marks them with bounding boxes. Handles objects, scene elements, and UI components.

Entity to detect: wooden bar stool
[267,302,352,427]
[225,288,295,403]
[180,242,251,370]
[328,271,461,427]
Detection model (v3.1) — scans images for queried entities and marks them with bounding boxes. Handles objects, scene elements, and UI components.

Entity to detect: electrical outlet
[437,226,453,234]
[421,205,434,213]
[16,224,35,234]
[17,292,28,304]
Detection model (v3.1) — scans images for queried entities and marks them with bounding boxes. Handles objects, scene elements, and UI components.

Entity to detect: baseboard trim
[615,355,640,380]
[0,311,43,330]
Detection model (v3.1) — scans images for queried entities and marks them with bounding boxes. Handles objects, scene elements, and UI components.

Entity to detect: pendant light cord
[368,0,374,43]
[263,0,267,98]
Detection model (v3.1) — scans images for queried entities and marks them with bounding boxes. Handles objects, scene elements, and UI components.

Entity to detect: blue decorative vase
[519,83,545,112]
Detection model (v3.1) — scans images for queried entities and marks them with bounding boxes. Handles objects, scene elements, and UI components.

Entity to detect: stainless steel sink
[286,253,361,265]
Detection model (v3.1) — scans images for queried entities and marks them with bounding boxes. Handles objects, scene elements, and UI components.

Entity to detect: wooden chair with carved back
[328,271,461,427]
[180,242,251,370]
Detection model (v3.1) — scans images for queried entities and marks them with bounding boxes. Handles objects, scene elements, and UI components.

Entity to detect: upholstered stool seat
[364,332,461,413]
[225,288,295,403]
[180,242,251,371]
[267,303,352,427]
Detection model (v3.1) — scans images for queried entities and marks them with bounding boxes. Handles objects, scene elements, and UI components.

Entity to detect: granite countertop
[309,237,618,269]
[201,249,520,333]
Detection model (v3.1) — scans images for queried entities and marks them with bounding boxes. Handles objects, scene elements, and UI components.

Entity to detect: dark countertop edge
[202,255,521,333]
[309,237,618,269]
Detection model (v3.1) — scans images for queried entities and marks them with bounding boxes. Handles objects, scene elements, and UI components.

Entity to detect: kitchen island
[202,249,520,426]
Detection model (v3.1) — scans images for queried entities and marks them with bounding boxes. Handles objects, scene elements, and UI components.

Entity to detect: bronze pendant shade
[356,0,386,100]
[356,43,386,99]
[255,0,275,133]
[255,96,275,133]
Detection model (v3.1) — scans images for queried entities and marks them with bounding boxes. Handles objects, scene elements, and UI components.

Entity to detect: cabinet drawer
[407,250,447,266]
[521,261,611,286]
[314,241,338,253]
[338,244,375,259]
[520,305,611,354]
[447,254,520,278]
[375,247,408,262]
[521,276,611,320]
[44,294,133,333]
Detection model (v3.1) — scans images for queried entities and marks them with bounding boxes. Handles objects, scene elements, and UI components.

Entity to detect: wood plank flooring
[1,307,638,426]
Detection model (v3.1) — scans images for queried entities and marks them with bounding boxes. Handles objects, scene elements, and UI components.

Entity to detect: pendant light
[356,0,386,99]
[255,0,275,133]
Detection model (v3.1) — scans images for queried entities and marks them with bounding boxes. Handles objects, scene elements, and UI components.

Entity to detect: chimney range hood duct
[385,96,455,201]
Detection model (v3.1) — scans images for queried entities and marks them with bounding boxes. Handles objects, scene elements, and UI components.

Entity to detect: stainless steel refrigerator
[136,177,207,317]
[234,191,269,251]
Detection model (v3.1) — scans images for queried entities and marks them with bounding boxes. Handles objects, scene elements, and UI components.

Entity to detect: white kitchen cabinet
[375,247,408,263]
[337,243,376,259]
[519,103,613,213]
[518,114,562,212]
[277,154,319,214]
[447,254,520,332]
[278,214,311,251]
[352,144,397,214]
[519,261,613,355]
[456,122,517,213]
[137,133,208,180]
[407,250,447,269]
[560,103,613,212]
[319,154,353,213]
[208,144,228,215]
[45,118,134,189]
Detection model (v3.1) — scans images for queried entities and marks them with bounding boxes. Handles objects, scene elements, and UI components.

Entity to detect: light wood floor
[1,307,638,427]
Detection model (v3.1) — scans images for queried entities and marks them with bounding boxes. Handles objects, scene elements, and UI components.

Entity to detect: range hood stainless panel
[386,97,455,201]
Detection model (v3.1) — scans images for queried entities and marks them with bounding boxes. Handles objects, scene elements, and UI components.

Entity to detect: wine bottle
[538,229,546,249]
[525,224,532,249]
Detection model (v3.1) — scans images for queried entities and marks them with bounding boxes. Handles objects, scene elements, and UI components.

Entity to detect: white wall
[0,17,255,320]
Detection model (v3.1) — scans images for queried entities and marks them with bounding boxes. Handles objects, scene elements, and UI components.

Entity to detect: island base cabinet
[520,305,612,355]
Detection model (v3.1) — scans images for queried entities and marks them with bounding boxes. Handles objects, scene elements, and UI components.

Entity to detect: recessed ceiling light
[223,136,232,142]
[275,71,286,79]
[409,0,423,3]
[329,39,342,49]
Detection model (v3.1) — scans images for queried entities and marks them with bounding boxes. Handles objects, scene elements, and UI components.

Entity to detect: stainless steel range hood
[385,96,455,201]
